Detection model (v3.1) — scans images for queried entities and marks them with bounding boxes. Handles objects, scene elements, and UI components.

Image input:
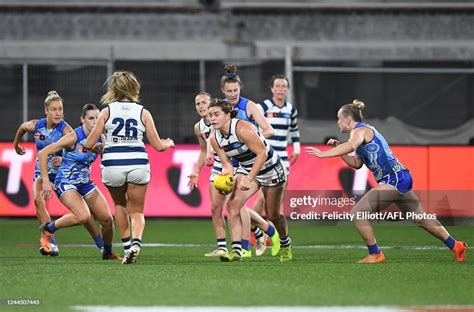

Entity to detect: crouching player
[38,104,120,260]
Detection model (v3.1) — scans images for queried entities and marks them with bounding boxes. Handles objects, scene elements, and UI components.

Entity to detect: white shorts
[235,161,287,188]
[101,165,151,187]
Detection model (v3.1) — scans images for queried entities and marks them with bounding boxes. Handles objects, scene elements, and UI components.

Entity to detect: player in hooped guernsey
[188,93,280,258]
[209,98,292,262]
[85,71,174,265]
[306,99,467,264]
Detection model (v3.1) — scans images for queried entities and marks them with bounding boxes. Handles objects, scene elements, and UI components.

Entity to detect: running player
[188,92,279,258]
[306,99,468,263]
[13,91,104,256]
[209,99,292,262]
[85,71,175,264]
[38,104,120,260]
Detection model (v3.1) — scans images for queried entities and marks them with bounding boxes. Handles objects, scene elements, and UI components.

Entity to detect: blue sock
[444,235,456,250]
[367,243,381,255]
[103,244,112,255]
[46,221,56,233]
[241,239,250,251]
[93,235,104,250]
[51,235,57,245]
[265,224,275,237]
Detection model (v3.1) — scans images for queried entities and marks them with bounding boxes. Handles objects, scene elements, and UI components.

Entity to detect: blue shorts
[378,170,413,194]
[54,181,97,198]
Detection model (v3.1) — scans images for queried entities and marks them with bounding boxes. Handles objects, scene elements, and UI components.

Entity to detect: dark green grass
[0,219,473,311]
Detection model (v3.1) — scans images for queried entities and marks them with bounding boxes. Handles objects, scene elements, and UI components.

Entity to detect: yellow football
[213,173,235,194]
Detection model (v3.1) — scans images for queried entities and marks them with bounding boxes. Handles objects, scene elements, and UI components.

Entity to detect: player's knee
[34,195,45,209]
[266,211,280,223]
[210,204,223,216]
[100,215,113,228]
[77,212,91,225]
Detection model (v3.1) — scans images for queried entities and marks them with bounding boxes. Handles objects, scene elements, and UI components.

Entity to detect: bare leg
[84,189,114,246]
[351,184,398,246]
[262,185,287,237]
[107,185,130,239]
[397,191,450,241]
[126,183,147,240]
[209,186,227,240]
[33,178,51,224]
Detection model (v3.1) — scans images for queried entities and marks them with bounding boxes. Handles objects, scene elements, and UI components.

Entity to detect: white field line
[73,305,474,312]
[53,243,449,251]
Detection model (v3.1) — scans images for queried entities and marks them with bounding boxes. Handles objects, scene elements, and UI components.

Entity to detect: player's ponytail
[341,99,365,122]
[220,64,243,89]
[101,71,141,105]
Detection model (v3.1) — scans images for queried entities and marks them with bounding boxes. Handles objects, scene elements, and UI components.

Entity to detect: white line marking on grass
[58,243,449,251]
[73,305,474,312]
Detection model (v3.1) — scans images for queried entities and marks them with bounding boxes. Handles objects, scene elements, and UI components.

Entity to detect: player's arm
[142,109,175,152]
[210,135,233,175]
[305,128,365,159]
[188,123,207,189]
[205,129,215,166]
[236,121,267,180]
[326,138,363,169]
[289,106,301,165]
[38,131,77,200]
[247,101,275,138]
[85,107,108,150]
[13,119,38,155]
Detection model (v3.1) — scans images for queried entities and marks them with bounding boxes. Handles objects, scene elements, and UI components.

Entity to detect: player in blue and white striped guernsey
[253,75,301,253]
[188,92,279,258]
[218,65,282,257]
[258,75,300,171]
[188,92,228,257]
[38,104,120,260]
[209,99,292,262]
[85,71,175,264]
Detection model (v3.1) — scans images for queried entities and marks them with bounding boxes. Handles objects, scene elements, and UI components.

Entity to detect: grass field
[1,219,473,312]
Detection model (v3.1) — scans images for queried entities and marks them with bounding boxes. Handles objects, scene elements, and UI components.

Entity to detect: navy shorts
[54,181,97,198]
[378,170,413,194]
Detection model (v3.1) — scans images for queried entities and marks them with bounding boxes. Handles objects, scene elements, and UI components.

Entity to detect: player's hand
[41,180,53,200]
[205,152,214,167]
[187,173,198,189]
[14,143,26,155]
[239,176,256,191]
[290,152,299,165]
[163,138,175,149]
[327,138,341,147]
[51,156,62,167]
[305,146,325,158]
[90,143,104,155]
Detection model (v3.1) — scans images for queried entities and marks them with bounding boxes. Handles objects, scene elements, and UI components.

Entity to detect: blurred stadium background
[0,0,473,311]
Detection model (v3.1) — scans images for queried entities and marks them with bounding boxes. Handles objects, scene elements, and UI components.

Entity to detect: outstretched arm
[306,128,365,159]
[142,109,175,152]
[85,108,108,150]
[326,138,363,169]
[13,119,38,155]
[188,123,207,189]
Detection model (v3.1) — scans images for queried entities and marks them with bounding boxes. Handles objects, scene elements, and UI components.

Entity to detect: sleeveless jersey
[34,118,68,177]
[102,101,148,169]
